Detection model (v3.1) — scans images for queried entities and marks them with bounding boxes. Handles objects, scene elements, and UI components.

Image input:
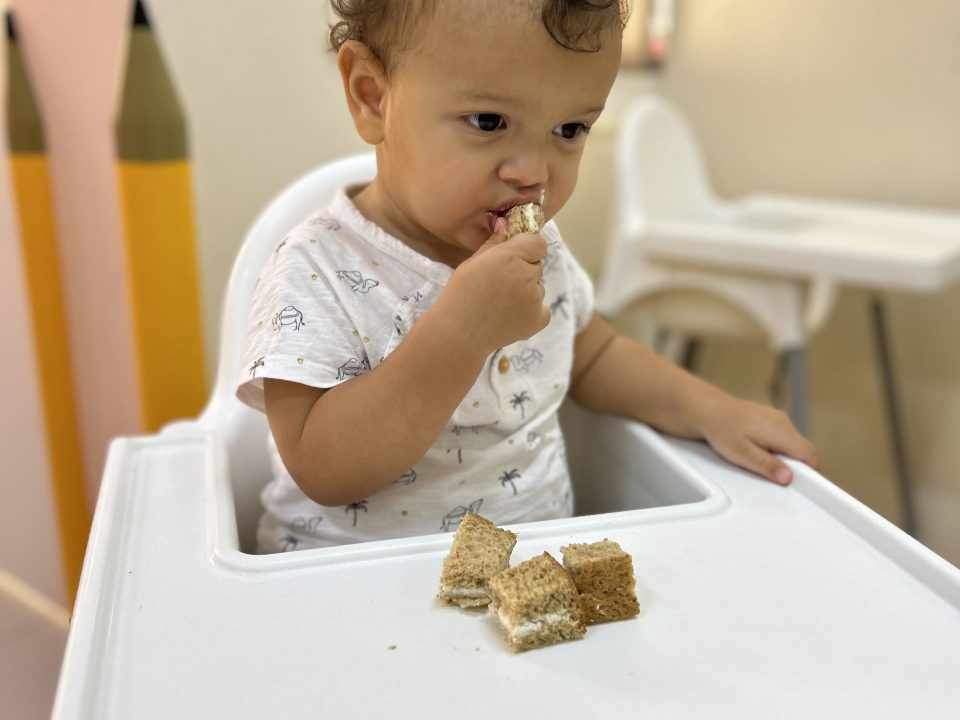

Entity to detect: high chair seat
[163,153,377,552]
[54,155,960,720]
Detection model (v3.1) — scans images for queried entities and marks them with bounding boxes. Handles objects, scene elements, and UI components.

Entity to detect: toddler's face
[369,1,621,265]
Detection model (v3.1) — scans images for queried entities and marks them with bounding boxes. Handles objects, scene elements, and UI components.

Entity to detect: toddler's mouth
[486,191,545,234]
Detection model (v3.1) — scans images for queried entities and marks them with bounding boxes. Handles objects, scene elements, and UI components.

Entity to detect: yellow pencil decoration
[5,9,89,599]
[116,0,206,431]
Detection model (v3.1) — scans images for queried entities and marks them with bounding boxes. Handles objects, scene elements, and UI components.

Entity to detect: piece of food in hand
[439,512,517,608]
[489,552,586,652]
[504,202,545,239]
[560,539,640,625]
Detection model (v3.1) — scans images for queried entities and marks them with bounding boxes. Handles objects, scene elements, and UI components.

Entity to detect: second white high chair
[596,95,838,437]
[595,94,960,538]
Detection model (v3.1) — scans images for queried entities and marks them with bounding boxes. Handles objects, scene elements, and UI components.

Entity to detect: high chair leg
[870,296,917,538]
[784,347,809,437]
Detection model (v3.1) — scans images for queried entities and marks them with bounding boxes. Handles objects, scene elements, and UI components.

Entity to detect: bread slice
[489,552,586,652]
[438,512,517,608]
[504,202,545,239]
[560,539,640,625]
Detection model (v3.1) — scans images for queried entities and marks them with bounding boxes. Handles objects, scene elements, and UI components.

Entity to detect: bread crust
[561,539,640,624]
[489,552,586,652]
[438,512,517,608]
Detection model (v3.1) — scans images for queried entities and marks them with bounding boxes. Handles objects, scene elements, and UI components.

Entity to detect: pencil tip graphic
[133,0,151,28]
[6,10,18,41]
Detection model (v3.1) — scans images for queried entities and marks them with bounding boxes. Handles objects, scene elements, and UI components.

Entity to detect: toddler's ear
[337,40,388,145]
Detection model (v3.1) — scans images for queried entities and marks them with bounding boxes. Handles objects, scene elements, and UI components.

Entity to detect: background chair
[596,95,838,436]
[597,94,955,537]
[164,153,377,552]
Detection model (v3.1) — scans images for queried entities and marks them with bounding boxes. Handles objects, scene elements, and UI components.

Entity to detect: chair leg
[654,329,692,367]
[680,337,701,372]
[769,353,786,410]
[870,297,918,538]
[783,347,809,437]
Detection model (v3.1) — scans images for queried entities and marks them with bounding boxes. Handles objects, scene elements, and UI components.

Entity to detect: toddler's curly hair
[329,0,627,72]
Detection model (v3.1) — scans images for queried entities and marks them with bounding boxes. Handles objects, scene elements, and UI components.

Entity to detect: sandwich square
[488,551,586,652]
[438,512,517,608]
[560,539,640,625]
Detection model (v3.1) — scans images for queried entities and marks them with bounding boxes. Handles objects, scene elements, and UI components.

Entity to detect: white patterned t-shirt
[236,187,594,552]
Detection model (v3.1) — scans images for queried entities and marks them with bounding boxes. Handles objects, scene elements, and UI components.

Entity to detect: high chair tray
[54,416,960,719]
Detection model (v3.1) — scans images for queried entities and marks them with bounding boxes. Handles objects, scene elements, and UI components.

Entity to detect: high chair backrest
[614,95,718,234]
[189,153,377,551]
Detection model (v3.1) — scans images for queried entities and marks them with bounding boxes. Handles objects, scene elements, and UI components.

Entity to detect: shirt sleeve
[236,228,370,413]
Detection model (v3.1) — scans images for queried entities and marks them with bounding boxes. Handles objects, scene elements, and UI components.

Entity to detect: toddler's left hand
[698,397,818,485]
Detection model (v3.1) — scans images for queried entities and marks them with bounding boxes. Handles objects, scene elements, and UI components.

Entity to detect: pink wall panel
[11,0,141,505]
[1,27,65,604]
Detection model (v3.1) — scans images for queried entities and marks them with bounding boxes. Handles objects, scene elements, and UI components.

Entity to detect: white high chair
[54,156,960,720]
[596,95,838,437]
[164,153,379,552]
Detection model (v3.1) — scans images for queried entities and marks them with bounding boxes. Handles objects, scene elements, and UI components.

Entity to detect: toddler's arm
[569,313,818,484]
[264,222,550,506]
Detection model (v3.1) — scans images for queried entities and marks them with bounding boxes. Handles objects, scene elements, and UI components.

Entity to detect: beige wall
[656,0,960,564]
[148,0,367,379]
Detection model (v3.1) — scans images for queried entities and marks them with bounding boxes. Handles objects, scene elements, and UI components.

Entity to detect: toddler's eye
[554,122,590,140]
[466,113,506,132]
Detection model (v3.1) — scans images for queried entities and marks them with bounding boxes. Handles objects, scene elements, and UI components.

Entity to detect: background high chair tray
[644,195,960,292]
[54,412,960,719]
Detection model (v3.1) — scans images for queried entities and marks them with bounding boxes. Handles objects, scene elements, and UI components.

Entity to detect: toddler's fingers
[510,233,548,265]
[776,432,819,469]
[757,413,820,469]
[474,216,508,255]
[726,439,794,486]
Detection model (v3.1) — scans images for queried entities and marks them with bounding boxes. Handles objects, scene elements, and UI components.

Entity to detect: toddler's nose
[498,149,548,191]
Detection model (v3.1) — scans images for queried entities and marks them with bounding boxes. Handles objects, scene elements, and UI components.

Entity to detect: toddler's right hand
[437,217,551,354]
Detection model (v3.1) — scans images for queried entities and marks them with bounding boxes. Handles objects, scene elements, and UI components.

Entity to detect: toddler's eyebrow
[459,91,605,117]
[460,91,524,108]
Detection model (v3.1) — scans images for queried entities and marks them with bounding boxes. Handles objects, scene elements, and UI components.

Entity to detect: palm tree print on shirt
[510,391,532,419]
[345,501,368,526]
[499,469,521,495]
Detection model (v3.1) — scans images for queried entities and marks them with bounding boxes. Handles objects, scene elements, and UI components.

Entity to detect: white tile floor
[0,580,68,720]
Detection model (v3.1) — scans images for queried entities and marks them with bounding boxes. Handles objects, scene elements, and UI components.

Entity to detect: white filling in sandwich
[441,586,489,599]
[518,204,540,229]
[504,201,545,238]
[497,607,579,640]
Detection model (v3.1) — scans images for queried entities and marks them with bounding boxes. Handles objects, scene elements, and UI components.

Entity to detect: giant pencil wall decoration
[5,9,89,597]
[116,0,206,431]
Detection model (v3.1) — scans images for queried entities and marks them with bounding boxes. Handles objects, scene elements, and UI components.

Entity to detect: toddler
[237,0,818,552]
